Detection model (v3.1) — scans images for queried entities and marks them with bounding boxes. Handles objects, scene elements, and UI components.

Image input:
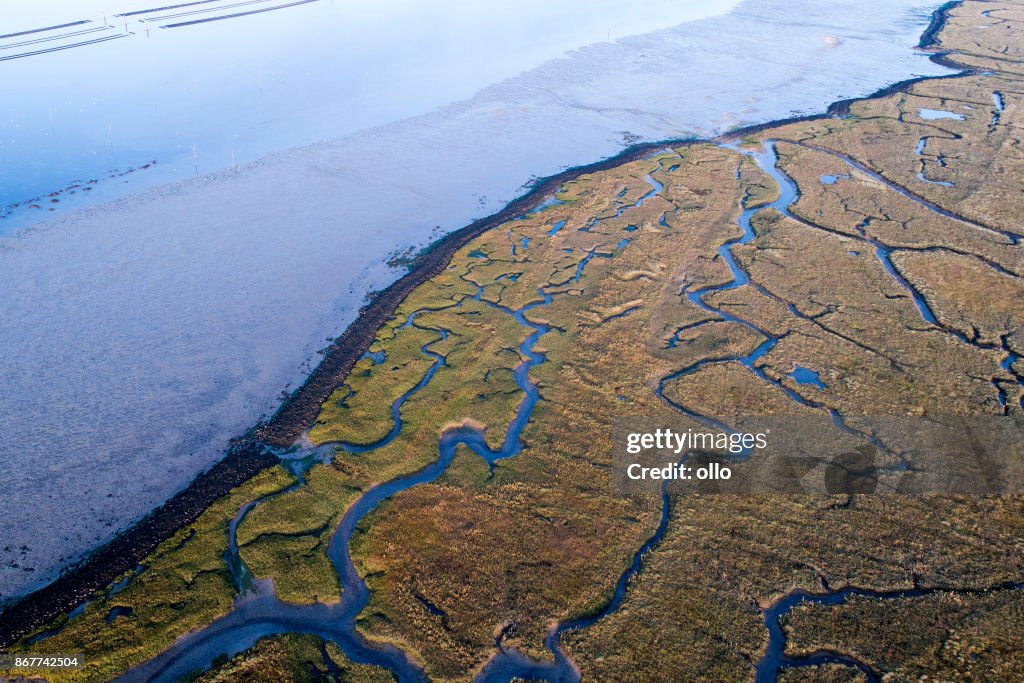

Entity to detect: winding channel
[653,140,1023,680]
[755,579,1024,683]
[92,127,1024,683]
[775,139,1024,411]
[116,138,1022,681]
[116,172,665,683]
[657,141,918,462]
[480,138,1022,681]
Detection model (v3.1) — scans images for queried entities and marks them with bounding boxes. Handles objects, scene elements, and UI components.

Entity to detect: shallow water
[0,0,950,600]
[1,0,741,223]
[790,366,827,390]
[918,107,965,120]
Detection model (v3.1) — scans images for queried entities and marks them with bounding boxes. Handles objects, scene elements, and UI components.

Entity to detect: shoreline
[0,0,965,650]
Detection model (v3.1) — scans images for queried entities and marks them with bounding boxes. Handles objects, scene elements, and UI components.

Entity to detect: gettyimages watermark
[612,415,1024,495]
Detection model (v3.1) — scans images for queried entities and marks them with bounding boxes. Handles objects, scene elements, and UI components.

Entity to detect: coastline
[0,0,964,650]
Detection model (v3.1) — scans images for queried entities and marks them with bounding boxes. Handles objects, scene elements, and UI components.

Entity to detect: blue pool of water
[790,365,826,390]
[548,220,567,236]
[918,108,964,120]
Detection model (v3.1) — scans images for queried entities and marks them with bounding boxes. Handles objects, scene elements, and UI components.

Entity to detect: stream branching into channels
[116,136,1021,682]
[654,140,1024,680]
[117,168,668,683]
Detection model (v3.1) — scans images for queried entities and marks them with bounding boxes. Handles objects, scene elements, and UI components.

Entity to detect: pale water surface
[1,0,739,220]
